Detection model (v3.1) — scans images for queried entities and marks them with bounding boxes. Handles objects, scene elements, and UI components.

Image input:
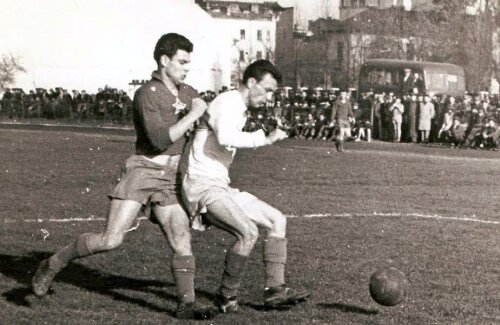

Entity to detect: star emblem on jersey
[173,97,187,115]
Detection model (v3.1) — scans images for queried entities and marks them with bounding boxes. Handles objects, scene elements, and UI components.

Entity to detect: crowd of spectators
[2,85,500,150]
[237,88,500,151]
[0,86,132,124]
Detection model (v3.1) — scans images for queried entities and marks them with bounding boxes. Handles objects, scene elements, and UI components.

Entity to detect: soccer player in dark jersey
[32,33,215,320]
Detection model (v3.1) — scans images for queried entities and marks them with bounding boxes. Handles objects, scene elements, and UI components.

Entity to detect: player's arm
[168,97,206,141]
[348,103,354,118]
[330,103,337,122]
[134,90,206,152]
[210,101,285,148]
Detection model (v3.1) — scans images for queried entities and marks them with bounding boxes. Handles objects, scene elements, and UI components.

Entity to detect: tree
[344,1,498,91]
[425,0,497,91]
[0,53,26,91]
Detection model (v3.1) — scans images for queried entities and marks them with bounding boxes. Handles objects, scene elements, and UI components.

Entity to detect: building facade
[339,0,412,20]
[196,0,284,87]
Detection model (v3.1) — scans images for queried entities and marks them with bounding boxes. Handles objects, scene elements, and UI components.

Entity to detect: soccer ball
[369,267,408,306]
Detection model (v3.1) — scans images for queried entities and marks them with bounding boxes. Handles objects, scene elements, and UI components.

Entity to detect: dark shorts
[109,155,181,207]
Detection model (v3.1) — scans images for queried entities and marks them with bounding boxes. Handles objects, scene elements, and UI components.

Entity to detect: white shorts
[182,174,257,230]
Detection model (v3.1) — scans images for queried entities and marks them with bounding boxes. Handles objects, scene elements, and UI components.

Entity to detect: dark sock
[263,237,287,288]
[48,233,94,271]
[219,252,248,298]
[171,255,195,303]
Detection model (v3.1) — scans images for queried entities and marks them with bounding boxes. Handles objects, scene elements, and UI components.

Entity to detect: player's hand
[188,98,208,119]
[267,129,288,143]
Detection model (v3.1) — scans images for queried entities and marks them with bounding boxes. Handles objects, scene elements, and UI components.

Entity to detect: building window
[266,51,271,60]
[266,30,271,41]
[239,3,251,13]
[257,30,262,41]
[337,42,344,66]
[239,50,245,61]
[240,29,246,40]
[342,0,351,7]
[256,51,263,60]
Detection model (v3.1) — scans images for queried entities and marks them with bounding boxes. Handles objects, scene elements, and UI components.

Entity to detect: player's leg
[356,127,365,141]
[336,127,348,152]
[204,197,259,312]
[32,199,141,297]
[235,194,311,307]
[153,203,215,319]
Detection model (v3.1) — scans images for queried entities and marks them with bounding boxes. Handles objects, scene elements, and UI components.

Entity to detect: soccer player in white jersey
[182,60,310,313]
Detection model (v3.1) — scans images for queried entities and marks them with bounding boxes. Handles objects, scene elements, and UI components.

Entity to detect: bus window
[447,74,458,90]
[425,72,447,89]
[361,68,400,86]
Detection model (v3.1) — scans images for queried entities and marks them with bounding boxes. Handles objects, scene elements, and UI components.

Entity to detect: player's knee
[239,222,258,247]
[265,207,286,229]
[274,211,287,229]
[101,233,124,251]
[170,229,192,255]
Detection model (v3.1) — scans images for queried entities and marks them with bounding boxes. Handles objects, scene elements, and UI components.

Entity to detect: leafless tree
[0,53,26,91]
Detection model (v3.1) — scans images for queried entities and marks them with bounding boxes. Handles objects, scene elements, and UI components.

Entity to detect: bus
[358,59,466,98]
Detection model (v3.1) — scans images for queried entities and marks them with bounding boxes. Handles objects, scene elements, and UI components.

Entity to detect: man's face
[248,73,277,108]
[164,50,191,85]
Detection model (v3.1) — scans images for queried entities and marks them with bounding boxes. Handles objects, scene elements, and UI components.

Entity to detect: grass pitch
[0,125,499,324]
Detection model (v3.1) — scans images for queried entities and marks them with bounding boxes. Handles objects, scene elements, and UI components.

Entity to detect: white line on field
[3,212,499,225]
[291,212,500,225]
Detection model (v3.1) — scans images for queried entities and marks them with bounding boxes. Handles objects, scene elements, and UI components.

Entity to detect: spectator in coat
[418,95,435,143]
[413,72,424,95]
[402,68,414,96]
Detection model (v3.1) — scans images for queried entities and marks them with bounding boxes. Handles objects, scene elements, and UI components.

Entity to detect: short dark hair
[242,59,282,84]
[153,33,193,63]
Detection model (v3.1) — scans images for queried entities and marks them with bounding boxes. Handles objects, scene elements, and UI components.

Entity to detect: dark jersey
[133,71,199,156]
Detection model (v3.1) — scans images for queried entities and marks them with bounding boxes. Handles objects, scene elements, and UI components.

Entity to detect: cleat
[215,294,239,313]
[32,259,58,297]
[175,301,217,320]
[264,285,310,307]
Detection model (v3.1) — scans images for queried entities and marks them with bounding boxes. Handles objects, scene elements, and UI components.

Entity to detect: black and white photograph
[0,0,499,324]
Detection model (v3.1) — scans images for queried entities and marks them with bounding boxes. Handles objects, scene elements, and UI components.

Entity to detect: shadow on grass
[0,252,214,316]
[317,302,379,315]
[244,302,293,312]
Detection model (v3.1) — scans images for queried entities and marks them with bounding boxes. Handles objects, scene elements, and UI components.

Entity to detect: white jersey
[185,90,268,184]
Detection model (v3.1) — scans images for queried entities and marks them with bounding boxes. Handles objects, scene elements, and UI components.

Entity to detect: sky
[0,0,342,91]
[278,0,340,27]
